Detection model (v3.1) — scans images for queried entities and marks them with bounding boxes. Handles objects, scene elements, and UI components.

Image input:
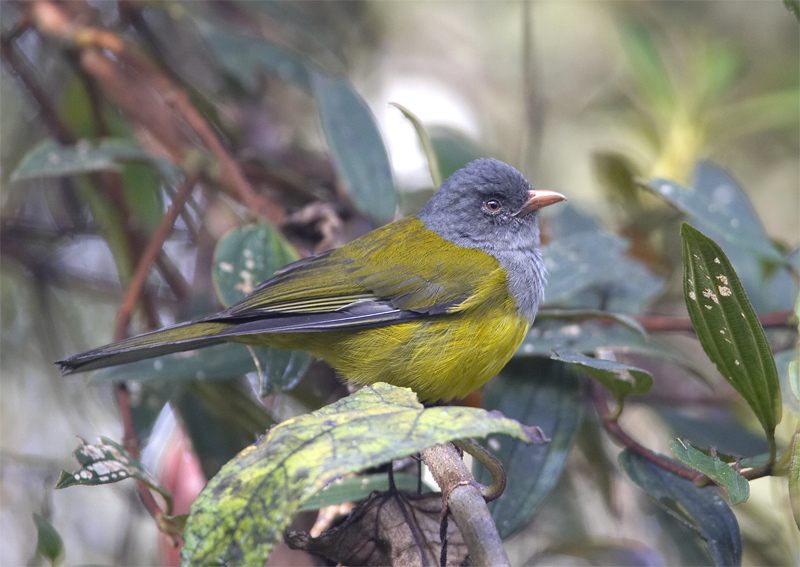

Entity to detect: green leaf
[476,358,582,539]
[776,349,800,417]
[298,473,426,512]
[542,232,628,304]
[33,514,64,566]
[617,19,675,109]
[55,437,172,511]
[390,102,442,187]
[518,319,649,357]
[536,309,646,337]
[669,439,749,505]
[173,383,275,479]
[180,382,539,565]
[696,44,741,101]
[11,138,162,181]
[790,429,800,531]
[551,347,653,401]
[312,72,396,223]
[646,169,785,264]
[120,162,164,232]
[212,223,312,394]
[593,151,640,204]
[213,223,299,307]
[619,449,742,566]
[681,223,782,457]
[655,406,769,459]
[194,19,312,91]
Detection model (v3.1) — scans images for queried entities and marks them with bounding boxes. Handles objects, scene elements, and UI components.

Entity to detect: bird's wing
[214,217,502,332]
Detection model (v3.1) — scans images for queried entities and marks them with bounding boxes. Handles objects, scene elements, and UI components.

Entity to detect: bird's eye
[484,199,502,212]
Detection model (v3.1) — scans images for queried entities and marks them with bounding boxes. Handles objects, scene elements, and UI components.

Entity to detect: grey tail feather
[56,320,233,375]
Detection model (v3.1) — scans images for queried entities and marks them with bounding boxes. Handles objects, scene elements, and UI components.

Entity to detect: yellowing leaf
[180,382,540,565]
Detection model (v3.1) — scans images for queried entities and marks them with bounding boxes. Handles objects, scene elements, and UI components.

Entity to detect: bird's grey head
[418,158,565,322]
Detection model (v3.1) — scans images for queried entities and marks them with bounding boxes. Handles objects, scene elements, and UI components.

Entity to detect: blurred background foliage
[0,1,797,565]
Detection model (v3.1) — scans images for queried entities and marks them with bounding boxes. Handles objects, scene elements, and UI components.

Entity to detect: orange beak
[514,189,567,217]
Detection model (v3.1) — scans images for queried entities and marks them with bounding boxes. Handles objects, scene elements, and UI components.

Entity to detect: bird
[57,159,565,402]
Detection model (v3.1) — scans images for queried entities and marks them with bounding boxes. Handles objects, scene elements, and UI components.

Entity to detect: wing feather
[219,217,502,326]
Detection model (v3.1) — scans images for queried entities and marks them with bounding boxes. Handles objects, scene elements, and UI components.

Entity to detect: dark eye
[484,199,502,212]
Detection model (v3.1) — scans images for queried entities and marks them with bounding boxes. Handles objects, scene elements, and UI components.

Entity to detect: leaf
[536,309,646,337]
[551,347,653,400]
[120,162,164,232]
[212,223,312,394]
[711,89,800,142]
[194,19,312,91]
[287,492,466,566]
[311,71,397,223]
[655,406,769,459]
[541,232,628,304]
[790,429,800,531]
[646,167,785,264]
[11,138,163,181]
[428,126,484,180]
[593,151,640,204]
[547,202,601,241]
[475,358,583,539]
[518,319,650,358]
[696,44,741,100]
[669,439,749,505]
[681,223,782,456]
[619,449,742,566]
[33,514,64,566]
[776,349,800,418]
[213,223,299,307]
[173,383,275,479]
[55,437,172,510]
[180,382,539,565]
[298,473,425,512]
[390,102,442,187]
[617,19,675,109]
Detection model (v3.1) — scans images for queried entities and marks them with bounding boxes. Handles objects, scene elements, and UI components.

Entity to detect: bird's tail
[56,320,235,374]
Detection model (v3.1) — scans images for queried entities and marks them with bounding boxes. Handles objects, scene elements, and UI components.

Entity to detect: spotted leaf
[681,223,782,455]
[180,382,539,566]
[55,437,172,508]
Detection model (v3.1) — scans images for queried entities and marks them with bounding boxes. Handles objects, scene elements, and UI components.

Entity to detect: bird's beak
[514,189,567,217]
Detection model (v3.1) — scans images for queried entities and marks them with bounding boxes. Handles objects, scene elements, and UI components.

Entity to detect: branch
[421,443,510,567]
[635,310,795,332]
[29,0,285,225]
[589,381,705,483]
[114,174,198,341]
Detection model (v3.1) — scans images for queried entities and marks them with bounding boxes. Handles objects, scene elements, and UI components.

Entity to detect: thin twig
[589,381,705,483]
[114,174,198,340]
[115,383,177,541]
[29,0,284,225]
[635,310,795,332]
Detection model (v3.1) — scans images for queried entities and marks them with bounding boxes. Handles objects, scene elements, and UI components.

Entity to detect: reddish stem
[114,173,198,341]
[589,381,705,483]
[635,310,795,332]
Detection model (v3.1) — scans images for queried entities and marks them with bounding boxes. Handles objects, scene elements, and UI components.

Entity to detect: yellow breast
[265,268,530,402]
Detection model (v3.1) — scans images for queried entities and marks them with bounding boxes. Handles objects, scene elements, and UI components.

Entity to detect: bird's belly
[248,308,530,402]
